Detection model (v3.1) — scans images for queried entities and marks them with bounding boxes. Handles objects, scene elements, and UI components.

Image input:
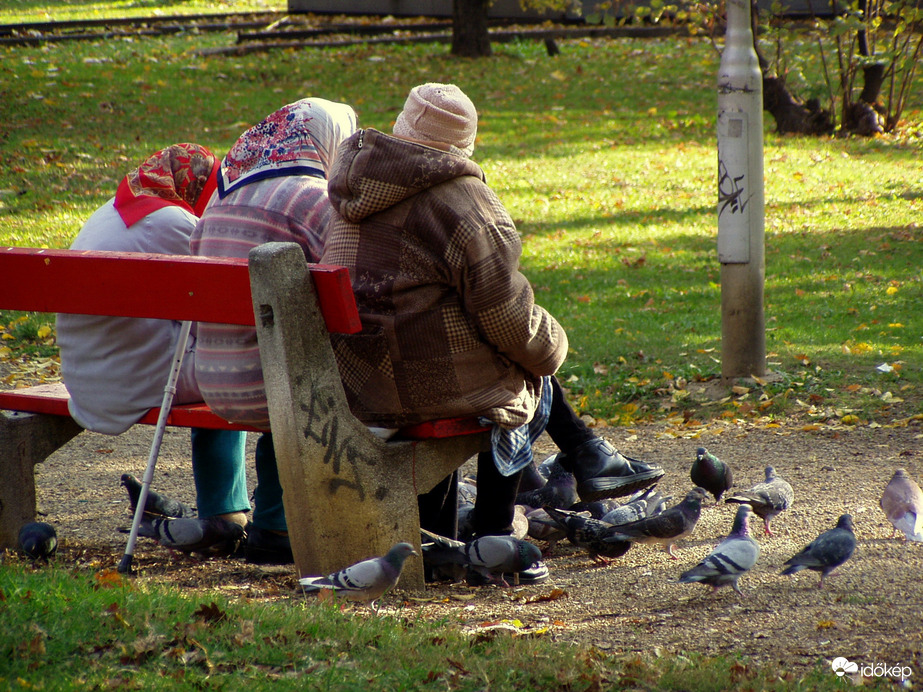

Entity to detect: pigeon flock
[422,444,916,599]
[13,442,922,609]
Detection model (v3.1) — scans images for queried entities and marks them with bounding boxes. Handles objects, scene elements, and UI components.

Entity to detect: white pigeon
[679,504,760,596]
[299,542,418,609]
[880,468,923,542]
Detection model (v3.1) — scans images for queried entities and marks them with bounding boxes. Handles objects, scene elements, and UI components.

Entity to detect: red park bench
[0,243,490,591]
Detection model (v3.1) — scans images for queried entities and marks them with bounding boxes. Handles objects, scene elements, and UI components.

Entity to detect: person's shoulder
[147,203,197,225]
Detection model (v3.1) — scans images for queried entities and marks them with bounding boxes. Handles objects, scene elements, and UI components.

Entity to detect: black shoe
[559,438,664,502]
[244,524,294,565]
[465,560,550,586]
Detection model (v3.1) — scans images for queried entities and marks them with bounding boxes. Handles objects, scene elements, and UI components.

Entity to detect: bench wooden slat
[0,383,488,438]
[0,247,362,334]
[398,417,491,439]
[0,383,265,432]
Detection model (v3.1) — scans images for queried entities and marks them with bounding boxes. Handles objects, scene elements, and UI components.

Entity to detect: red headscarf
[113,143,219,227]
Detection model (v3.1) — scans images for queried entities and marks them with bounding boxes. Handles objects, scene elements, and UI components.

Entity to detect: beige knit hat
[393,83,478,157]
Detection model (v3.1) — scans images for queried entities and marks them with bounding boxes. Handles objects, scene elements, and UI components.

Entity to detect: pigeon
[603,488,708,559]
[129,516,245,557]
[421,530,542,586]
[600,487,671,526]
[724,466,794,536]
[525,507,569,553]
[781,514,856,589]
[690,447,734,503]
[18,521,57,560]
[679,504,760,596]
[457,503,475,543]
[458,477,478,507]
[516,467,578,510]
[121,473,195,518]
[518,459,547,494]
[300,542,418,608]
[537,452,566,480]
[540,506,632,564]
[511,504,530,540]
[569,498,622,520]
[879,468,923,542]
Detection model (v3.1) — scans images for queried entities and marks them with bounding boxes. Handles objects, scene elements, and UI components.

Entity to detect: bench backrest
[0,246,361,334]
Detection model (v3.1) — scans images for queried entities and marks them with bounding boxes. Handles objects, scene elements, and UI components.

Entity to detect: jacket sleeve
[459,202,568,377]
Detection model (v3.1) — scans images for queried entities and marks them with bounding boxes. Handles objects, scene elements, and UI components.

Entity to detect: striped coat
[191,176,331,429]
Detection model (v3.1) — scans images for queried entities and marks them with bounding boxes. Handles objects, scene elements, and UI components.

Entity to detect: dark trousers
[417,471,459,539]
[470,376,596,537]
[418,375,596,539]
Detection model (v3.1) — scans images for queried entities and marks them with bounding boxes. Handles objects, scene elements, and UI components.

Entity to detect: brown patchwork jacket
[322,129,567,429]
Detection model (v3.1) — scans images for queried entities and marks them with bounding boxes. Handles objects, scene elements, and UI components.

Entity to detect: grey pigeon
[525,507,569,553]
[537,452,566,480]
[300,542,418,608]
[18,521,57,560]
[725,466,794,535]
[604,487,708,559]
[457,503,475,543]
[458,478,478,507]
[130,516,244,557]
[679,504,760,595]
[879,468,923,542]
[781,514,856,589]
[457,478,478,540]
[540,506,632,564]
[121,474,195,518]
[569,498,622,519]
[600,487,671,525]
[516,467,578,510]
[690,447,734,503]
[518,459,548,493]
[421,529,542,586]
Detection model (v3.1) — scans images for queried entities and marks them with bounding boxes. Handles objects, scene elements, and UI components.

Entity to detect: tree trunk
[762,76,835,135]
[843,0,886,135]
[452,0,491,57]
[748,0,834,135]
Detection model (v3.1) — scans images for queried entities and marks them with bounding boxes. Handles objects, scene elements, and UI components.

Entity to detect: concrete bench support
[0,411,82,549]
[249,242,490,592]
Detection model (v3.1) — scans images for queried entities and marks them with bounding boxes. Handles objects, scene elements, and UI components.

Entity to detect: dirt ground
[9,411,923,682]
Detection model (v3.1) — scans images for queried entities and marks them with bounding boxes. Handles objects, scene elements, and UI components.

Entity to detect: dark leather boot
[558,438,664,502]
[244,524,294,565]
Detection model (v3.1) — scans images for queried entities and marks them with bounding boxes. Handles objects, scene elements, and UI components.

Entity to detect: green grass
[6,29,919,424]
[2,7,920,688]
[1,0,285,24]
[0,563,884,691]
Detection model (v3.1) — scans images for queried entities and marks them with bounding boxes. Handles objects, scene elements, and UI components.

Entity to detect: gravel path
[18,414,923,681]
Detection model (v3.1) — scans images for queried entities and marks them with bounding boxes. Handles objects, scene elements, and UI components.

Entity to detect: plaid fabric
[488,375,553,476]
[323,129,568,429]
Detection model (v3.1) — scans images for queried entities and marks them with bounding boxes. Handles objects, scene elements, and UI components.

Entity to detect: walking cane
[117,320,193,574]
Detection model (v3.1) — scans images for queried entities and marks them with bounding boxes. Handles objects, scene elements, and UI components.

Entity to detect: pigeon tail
[121,474,195,518]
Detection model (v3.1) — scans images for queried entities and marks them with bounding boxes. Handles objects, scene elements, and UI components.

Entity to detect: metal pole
[717,0,765,381]
[117,320,193,574]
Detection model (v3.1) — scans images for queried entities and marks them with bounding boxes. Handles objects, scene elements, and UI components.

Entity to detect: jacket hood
[327,128,486,223]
